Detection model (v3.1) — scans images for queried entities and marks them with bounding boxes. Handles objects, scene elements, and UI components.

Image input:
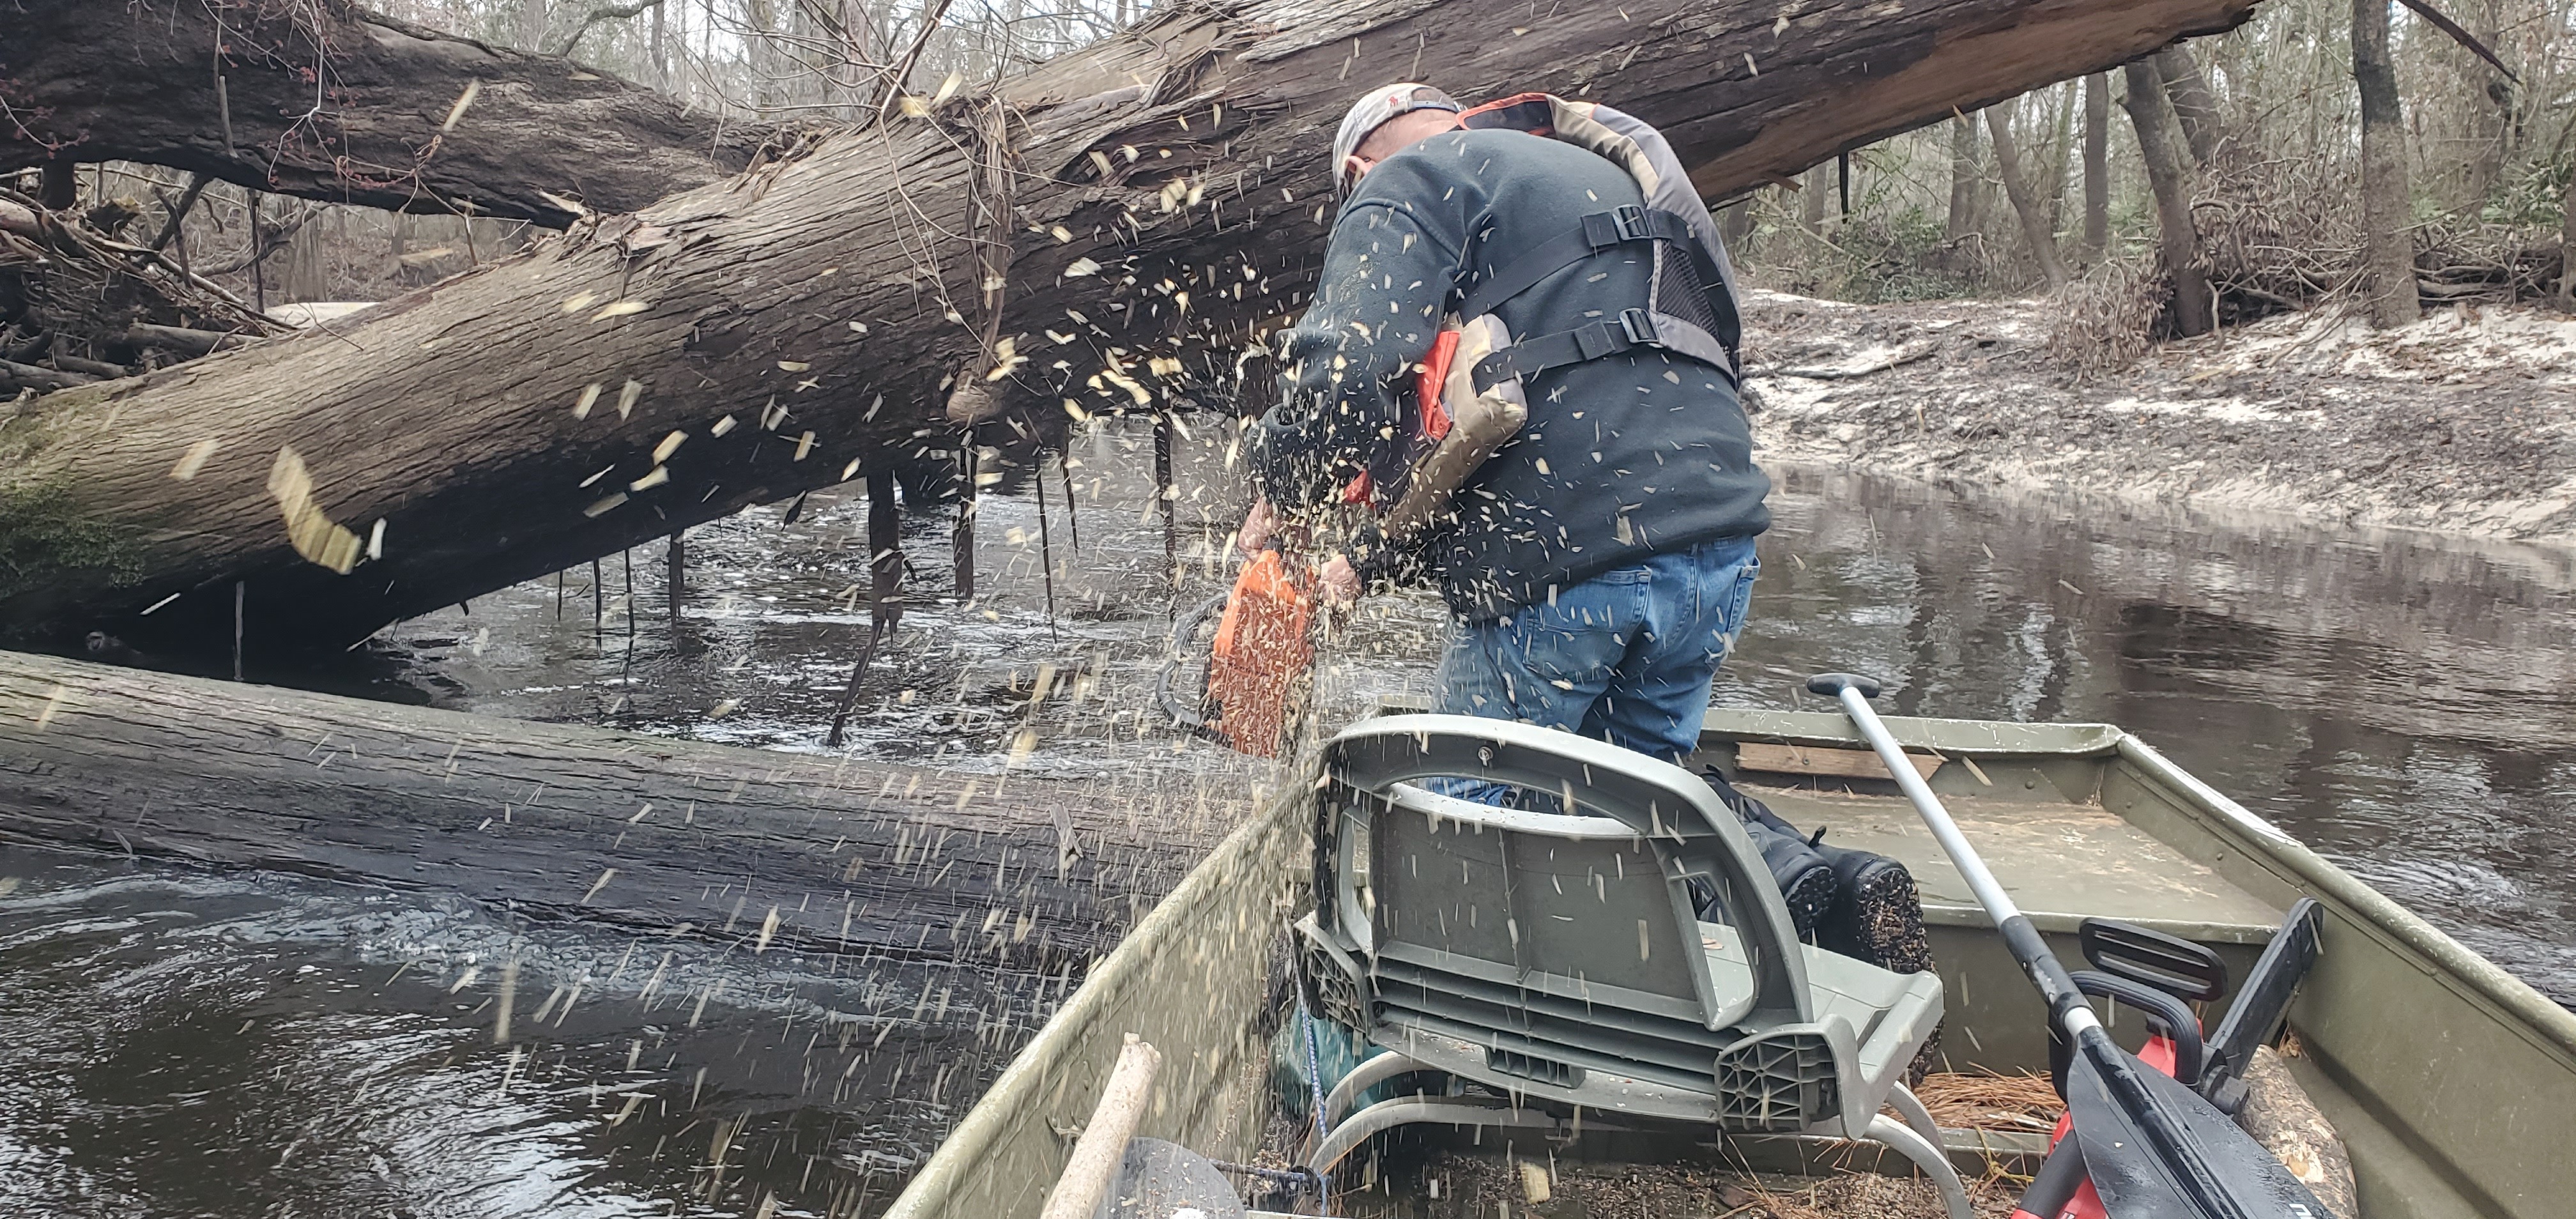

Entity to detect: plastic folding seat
[1295,714,1966,1219]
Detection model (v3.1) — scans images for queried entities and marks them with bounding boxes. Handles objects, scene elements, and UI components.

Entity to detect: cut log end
[2238,1045,2360,1219]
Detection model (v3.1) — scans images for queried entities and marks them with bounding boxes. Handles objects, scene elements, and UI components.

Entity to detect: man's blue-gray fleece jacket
[1246,125,1769,621]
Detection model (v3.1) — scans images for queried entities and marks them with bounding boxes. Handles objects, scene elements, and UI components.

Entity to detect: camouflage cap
[1331,83,1463,190]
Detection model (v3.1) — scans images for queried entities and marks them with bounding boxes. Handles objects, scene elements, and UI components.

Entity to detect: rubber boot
[1810,837,1936,976]
[1810,832,1943,1083]
[1698,769,1837,937]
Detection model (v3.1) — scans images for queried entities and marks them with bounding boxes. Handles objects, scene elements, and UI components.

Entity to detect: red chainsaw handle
[2019,1033,2182,1219]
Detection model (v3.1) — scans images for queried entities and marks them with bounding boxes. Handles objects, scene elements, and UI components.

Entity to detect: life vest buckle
[1617,307,1657,346]
[1610,204,1651,243]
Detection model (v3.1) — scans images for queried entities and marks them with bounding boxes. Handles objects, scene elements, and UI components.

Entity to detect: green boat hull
[890,711,2576,1219]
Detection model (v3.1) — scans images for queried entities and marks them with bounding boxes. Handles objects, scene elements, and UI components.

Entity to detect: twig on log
[149,172,213,252]
[874,0,958,121]
[123,323,254,356]
[0,357,97,390]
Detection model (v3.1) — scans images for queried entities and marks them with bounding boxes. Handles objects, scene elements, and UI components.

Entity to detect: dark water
[7,423,2573,1215]
[0,846,1007,1217]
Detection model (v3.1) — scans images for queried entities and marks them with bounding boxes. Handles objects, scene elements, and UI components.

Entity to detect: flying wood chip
[169,440,220,480]
[265,447,362,574]
[440,79,481,133]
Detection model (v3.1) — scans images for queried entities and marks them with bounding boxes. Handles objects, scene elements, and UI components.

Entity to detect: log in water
[0,649,1211,974]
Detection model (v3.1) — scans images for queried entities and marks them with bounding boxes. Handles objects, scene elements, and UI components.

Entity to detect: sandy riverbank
[1740,289,2576,546]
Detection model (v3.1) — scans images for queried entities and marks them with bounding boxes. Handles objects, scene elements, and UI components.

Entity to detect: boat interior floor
[1732,779,2283,937]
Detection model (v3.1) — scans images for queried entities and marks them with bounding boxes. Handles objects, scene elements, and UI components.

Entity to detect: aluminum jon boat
[885,707,2576,1219]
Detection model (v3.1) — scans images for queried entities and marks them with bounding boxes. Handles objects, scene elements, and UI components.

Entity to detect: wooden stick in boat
[1039,1033,1162,1219]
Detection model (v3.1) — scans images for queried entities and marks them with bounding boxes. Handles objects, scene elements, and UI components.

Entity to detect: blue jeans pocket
[1509,579,1637,690]
[1711,555,1759,662]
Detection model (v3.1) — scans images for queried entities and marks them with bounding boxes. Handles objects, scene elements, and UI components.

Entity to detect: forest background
[15,0,2572,360]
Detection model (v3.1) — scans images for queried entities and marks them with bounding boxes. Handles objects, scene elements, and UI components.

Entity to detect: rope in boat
[1295,997,1334,1211]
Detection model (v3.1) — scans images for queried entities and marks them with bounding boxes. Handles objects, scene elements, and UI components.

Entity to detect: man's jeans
[1432,536,1759,793]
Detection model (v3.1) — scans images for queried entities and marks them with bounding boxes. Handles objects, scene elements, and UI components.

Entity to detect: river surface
[6,418,2573,1216]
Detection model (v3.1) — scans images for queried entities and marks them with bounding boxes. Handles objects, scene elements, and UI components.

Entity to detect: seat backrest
[1319,714,1811,1030]
[1354,781,1721,1019]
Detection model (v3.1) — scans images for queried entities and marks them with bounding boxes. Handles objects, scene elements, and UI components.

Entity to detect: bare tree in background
[516,0,549,50]
[2155,44,2223,166]
[2082,72,2110,256]
[2122,60,2214,335]
[2353,0,2419,326]
[1987,98,2071,289]
[1947,114,1982,268]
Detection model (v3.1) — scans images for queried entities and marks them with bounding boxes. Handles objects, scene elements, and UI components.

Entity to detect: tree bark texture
[2352,0,2420,328]
[0,648,1210,972]
[2121,60,2214,337]
[1984,98,2070,289]
[0,0,770,226]
[2082,72,2110,255]
[0,0,2263,653]
[2153,43,2223,167]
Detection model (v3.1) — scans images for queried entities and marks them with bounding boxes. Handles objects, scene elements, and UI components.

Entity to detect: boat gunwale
[881,773,1310,1219]
[2111,733,2576,1068]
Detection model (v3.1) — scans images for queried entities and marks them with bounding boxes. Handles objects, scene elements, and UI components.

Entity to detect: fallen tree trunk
[0,648,1216,969]
[0,0,2260,653]
[0,0,769,225]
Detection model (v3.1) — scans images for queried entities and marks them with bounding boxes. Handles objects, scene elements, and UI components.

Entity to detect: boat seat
[1295,714,1966,1219]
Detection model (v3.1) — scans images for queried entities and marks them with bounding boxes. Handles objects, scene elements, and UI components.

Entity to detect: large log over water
[0,0,765,224]
[0,0,2260,652]
[0,650,1225,971]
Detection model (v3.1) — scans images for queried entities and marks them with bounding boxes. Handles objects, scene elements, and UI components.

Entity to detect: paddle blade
[2068,1049,2339,1219]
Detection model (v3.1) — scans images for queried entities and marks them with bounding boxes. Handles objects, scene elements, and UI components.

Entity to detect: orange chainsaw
[1160,325,1505,758]
[1160,547,1317,759]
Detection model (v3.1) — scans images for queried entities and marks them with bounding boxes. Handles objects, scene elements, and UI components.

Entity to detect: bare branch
[2393,0,2518,83]
[553,0,671,60]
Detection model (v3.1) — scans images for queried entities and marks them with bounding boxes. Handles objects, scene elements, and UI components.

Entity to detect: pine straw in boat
[1911,1068,2066,1135]
[1346,1151,2029,1219]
